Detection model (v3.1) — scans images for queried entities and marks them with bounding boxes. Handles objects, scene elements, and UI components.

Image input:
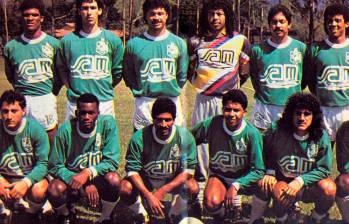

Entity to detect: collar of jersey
[267,36,292,49]
[293,132,309,141]
[77,121,97,138]
[21,32,46,44]
[325,37,349,48]
[152,125,176,144]
[4,117,27,135]
[143,30,169,41]
[79,28,102,38]
[223,119,246,136]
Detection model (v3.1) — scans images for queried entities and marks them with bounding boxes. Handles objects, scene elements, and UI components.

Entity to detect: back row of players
[2,0,349,223]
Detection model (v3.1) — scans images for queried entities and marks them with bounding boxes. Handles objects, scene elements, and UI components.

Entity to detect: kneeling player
[249,93,336,224]
[48,93,121,224]
[0,90,50,223]
[119,98,198,223]
[191,89,265,222]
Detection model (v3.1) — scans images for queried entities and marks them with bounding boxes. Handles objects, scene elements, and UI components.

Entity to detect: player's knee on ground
[119,179,138,205]
[48,179,67,206]
[317,178,336,199]
[336,174,349,197]
[28,179,49,203]
[272,181,289,203]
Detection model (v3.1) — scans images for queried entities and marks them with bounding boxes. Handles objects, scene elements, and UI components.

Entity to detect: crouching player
[249,93,336,224]
[191,89,265,222]
[119,98,198,223]
[48,93,121,224]
[0,90,50,223]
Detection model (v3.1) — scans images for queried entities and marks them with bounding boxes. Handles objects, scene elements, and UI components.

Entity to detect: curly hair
[151,97,176,120]
[222,89,248,110]
[277,93,324,142]
[267,4,292,25]
[142,0,171,24]
[199,0,236,37]
[0,90,26,109]
[20,0,45,15]
[323,4,349,36]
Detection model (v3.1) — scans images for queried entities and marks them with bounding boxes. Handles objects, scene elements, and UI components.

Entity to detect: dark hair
[151,97,176,119]
[0,90,26,109]
[222,89,248,110]
[142,0,171,23]
[323,4,349,35]
[199,0,236,37]
[267,4,292,25]
[75,0,103,31]
[77,93,100,108]
[277,93,324,142]
[20,0,45,15]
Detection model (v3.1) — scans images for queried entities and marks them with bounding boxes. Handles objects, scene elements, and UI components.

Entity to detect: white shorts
[25,93,58,130]
[250,100,284,130]
[322,105,349,141]
[191,94,222,126]
[133,96,184,130]
[65,99,115,122]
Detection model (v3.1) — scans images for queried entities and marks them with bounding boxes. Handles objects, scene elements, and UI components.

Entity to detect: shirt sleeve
[180,128,197,174]
[4,44,15,85]
[125,131,144,176]
[122,42,137,89]
[190,117,213,145]
[176,39,189,88]
[336,121,349,174]
[56,40,71,88]
[262,127,277,175]
[111,36,124,86]
[239,37,251,85]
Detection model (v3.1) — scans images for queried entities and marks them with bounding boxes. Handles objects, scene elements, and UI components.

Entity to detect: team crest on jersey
[42,43,54,58]
[169,144,180,159]
[290,48,302,65]
[96,38,109,55]
[345,52,349,64]
[235,138,247,154]
[307,141,319,159]
[94,133,102,151]
[167,42,179,58]
[21,137,33,153]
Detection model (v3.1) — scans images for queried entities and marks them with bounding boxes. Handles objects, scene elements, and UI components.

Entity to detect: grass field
[0,57,344,223]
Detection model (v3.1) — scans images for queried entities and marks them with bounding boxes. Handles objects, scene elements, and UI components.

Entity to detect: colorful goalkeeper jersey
[251,37,307,106]
[4,33,60,96]
[264,123,332,186]
[123,30,188,97]
[188,33,251,96]
[0,117,49,184]
[49,115,120,184]
[191,116,265,189]
[57,29,124,102]
[125,125,197,180]
[335,121,349,174]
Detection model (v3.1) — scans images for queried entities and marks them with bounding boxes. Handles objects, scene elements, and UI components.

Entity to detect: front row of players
[0,89,349,224]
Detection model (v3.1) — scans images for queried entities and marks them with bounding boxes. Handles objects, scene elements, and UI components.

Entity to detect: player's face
[326,14,348,41]
[145,7,168,35]
[154,112,174,140]
[208,9,226,34]
[76,102,99,133]
[223,101,246,130]
[22,8,43,33]
[292,108,313,135]
[269,12,290,42]
[1,102,25,131]
[79,1,102,28]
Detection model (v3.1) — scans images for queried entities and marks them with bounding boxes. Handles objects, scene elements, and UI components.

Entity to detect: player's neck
[209,27,227,38]
[23,29,42,40]
[147,27,167,37]
[270,35,289,44]
[81,23,100,35]
[328,35,347,44]
[294,130,309,138]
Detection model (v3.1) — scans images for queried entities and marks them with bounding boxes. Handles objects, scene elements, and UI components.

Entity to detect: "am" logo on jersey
[18,58,53,83]
[318,65,349,90]
[210,151,247,172]
[278,155,314,178]
[141,58,176,83]
[71,55,110,79]
[199,49,236,69]
[261,64,299,88]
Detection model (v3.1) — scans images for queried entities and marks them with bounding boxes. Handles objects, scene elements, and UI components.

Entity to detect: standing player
[48,93,121,224]
[119,98,198,223]
[306,4,349,142]
[0,90,50,223]
[57,0,124,121]
[249,93,336,224]
[122,0,188,131]
[4,0,60,144]
[250,4,307,131]
[191,90,265,222]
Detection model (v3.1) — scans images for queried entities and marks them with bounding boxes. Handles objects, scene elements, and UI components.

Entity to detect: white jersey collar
[79,28,102,38]
[77,121,97,138]
[21,32,46,44]
[325,37,349,48]
[3,117,27,135]
[293,132,309,141]
[143,30,169,41]
[152,125,176,144]
[223,119,246,136]
[267,36,292,49]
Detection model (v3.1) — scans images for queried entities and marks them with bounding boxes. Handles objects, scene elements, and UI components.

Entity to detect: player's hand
[279,181,300,208]
[0,182,10,200]
[225,185,238,210]
[8,181,29,199]
[153,187,168,201]
[145,192,165,218]
[85,184,99,208]
[70,169,90,190]
[261,175,277,193]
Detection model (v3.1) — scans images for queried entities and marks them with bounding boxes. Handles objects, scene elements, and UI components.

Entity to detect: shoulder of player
[59,31,80,43]
[4,36,22,49]
[25,117,47,134]
[243,120,262,136]
[101,29,123,43]
[96,115,117,128]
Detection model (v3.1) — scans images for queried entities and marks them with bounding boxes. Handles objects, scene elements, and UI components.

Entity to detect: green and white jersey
[125,125,197,180]
[4,33,60,96]
[0,117,49,184]
[251,37,306,106]
[308,38,349,106]
[191,116,265,189]
[57,28,124,102]
[264,123,332,186]
[49,115,120,184]
[123,30,189,97]
[336,121,349,174]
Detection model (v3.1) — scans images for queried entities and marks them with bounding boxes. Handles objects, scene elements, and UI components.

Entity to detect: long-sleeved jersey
[336,121,349,174]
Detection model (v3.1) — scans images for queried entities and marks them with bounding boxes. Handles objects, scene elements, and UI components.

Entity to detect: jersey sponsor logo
[290,48,302,65]
[167,42,179,58]
[42,43,54,58]
[144,159,180,178]
[307,141,319,159]
[21,137,33,153]
[0,152,34,176]
[211,151,247,172]
[318,65,349,90]
[18,58,53,83]
[169,144,180,160]
[278,155,314,177]
[199,48,236,69]
[235,138,247,154]
[261,64,299,88]
[141,58,176,83]
[71,55,110,79]
[96,38,109,55]
[67,151,102,171]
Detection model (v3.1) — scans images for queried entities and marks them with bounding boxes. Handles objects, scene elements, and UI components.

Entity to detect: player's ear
[98,8,102,16]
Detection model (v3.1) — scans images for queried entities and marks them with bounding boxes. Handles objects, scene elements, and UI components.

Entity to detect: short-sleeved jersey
[57,29,124,102]
[191,116,265,189]
[0,117,49,184]
[125,125,197,180]
[49,115,120,184]
[264,123,332,186]
[336,121,349,174]
[188,33,251,96]
[308,38,349,107]
[4,33,60,96]
[250,38,307,106]
[123,30,188,97]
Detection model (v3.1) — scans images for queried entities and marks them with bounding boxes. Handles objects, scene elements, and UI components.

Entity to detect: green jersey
[0,118,49,184]
[123,30,189,97]
[125,125,197,180]
[251,38,306,106]
[57,29,124,102]
[4,33,60,96]
[191,116,265,189]
[264,123,332,186]
[49,115,120,184]
[335,121,349,174]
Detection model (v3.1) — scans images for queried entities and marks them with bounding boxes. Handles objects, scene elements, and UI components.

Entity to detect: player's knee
[272,181,288,202]
[204,194,223,211]
[30,183,48,202]
[48,179,67,198]
[336,174,349,197]
[105,172,121,189]
[318,178,336,198]
[119,179,133,197]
